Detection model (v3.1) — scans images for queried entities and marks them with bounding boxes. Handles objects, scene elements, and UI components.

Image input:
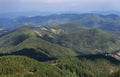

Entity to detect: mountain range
[1,13,120,32]
[0,13,120,77]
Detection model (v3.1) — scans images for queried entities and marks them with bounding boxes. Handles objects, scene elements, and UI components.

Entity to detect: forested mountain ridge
[43,23,120,55]
[1,25,120,59]
[1,25,120,56]
[0,26,77,61]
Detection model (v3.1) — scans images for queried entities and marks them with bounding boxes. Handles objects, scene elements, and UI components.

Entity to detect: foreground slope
[0,56,73,77]
[49,55,120,77]
[0,55,119,77]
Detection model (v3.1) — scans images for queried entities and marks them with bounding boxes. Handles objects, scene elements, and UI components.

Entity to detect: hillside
[55,57,119,77]
[1,25,120,57]
[44,24,120,54]
[0,56,73,77]
[0,55,119,77]
[49,23,87,34]
[0,26,77,61]
[0,25,120,57]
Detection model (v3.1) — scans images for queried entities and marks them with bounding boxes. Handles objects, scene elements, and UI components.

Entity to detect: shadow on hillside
[0,48,57,61]
[77,54,120,65]
[0,49,120,64]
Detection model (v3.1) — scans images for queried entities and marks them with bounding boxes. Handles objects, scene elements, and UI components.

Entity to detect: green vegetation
[50,23,86,34]
[109,70,120,77]
[1,25,120,56]
[2,14,120,31]
[52,26,120,54]
[0,56,73,77]
[56,57,119,77]
[0,26,77,61]
[0,25,120,77]
[0,55,119,77]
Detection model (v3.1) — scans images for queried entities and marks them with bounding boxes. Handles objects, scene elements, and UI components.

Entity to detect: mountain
[72,14,120,32]
[1,13,120,31]
[1,24,120,57]
[0,26,77,61]
[92,10,120,15]
[45,23,120,55]
[0,14,82,30]
[49,23,87,33]
[0,11,53,18]
[0,25,120,77]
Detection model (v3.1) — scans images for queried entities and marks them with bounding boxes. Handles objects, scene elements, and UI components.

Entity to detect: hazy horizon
[1,0,120,18]
[1,0,120,13]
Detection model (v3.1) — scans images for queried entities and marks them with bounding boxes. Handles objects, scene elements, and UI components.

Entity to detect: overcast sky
[0,0,120,13]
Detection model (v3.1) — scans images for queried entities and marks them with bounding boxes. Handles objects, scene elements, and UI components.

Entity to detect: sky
[0,0,120,13]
